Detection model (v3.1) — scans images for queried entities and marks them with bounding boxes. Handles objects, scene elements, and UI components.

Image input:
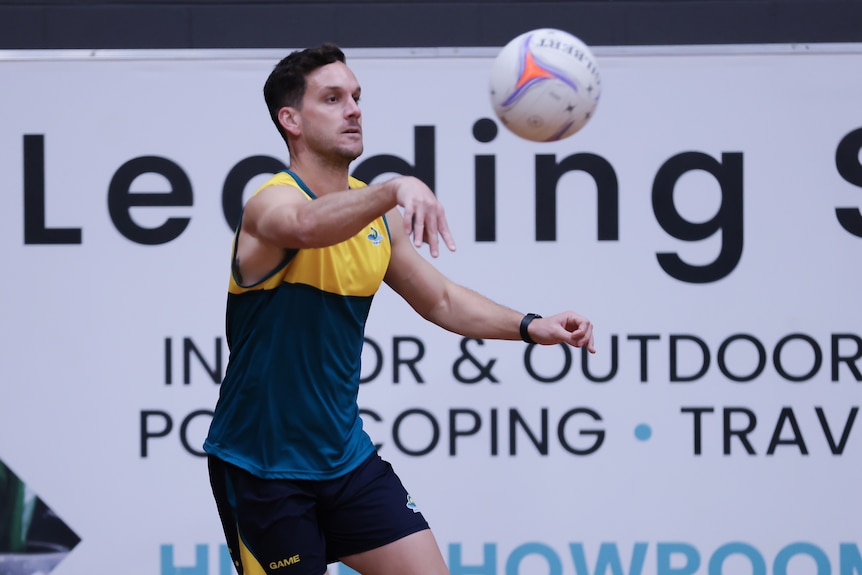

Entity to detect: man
[204,43,595,575]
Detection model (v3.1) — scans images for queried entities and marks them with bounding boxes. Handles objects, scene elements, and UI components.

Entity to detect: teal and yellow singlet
[204,170,390,480]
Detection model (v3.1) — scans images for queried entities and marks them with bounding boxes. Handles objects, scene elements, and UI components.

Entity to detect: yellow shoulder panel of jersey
[228,172,389,297]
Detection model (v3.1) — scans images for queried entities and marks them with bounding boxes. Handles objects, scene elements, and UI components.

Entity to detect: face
[288,61,363,164]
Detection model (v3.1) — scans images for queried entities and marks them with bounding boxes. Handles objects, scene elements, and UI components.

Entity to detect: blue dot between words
[634,424,652,441]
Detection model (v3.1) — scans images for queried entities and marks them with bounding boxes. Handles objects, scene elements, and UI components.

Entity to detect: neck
[288,154,351,196]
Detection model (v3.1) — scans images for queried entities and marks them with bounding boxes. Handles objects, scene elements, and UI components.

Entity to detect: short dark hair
[263,43,347,146]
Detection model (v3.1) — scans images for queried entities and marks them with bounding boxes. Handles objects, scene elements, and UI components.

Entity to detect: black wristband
[519,313,542,344]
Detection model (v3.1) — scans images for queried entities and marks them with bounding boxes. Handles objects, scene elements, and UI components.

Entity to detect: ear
[279,107,301,137]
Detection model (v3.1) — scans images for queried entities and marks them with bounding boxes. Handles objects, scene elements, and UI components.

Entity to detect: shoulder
[253,171,306,198]
[348,175,368,189]
[242,174,308,226]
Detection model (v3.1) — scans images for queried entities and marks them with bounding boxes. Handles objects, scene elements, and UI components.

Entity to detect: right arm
[244,175,455,256]
[244,179,396,250]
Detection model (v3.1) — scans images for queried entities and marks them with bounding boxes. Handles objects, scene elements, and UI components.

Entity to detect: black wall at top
[1,0,861,51]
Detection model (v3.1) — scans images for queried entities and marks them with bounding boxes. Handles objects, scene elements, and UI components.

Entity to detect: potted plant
[0,460,36,553]
[0,460,70,575]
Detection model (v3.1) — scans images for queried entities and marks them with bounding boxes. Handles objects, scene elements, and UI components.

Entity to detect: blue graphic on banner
[160,541,862,575]
[160,545,232,575]
[445,541,862,575]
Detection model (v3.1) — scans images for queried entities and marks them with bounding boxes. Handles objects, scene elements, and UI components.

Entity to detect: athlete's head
[264,43,348,148]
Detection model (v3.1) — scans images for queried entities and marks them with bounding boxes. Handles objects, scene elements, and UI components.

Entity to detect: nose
[345,97,361,118]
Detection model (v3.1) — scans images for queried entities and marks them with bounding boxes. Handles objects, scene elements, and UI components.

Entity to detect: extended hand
[393,176,457,258]
[530,311,596,353]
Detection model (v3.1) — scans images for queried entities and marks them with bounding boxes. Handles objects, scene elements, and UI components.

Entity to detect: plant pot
[0,542,68,575]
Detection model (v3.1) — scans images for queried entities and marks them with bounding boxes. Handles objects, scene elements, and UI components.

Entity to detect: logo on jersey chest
[367,226,383,245]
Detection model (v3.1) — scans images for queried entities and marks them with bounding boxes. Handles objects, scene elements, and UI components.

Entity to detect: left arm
[383,208,595,353]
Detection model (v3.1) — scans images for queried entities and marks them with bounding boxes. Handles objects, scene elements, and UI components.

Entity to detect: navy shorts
[208,452,430,575]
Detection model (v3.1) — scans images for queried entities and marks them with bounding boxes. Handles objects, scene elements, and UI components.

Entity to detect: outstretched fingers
[412,203,428,251]
[435,205,457,254]
[395,176,457,257]
[401,202,415,238]
[423,205,442,257]
[421,204,458,258]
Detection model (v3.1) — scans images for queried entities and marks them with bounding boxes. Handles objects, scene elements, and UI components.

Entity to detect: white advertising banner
[1,44,861,575]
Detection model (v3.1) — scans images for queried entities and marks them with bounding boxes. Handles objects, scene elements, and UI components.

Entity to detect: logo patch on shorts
[406,494,420,513]
[269,554,300,569]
